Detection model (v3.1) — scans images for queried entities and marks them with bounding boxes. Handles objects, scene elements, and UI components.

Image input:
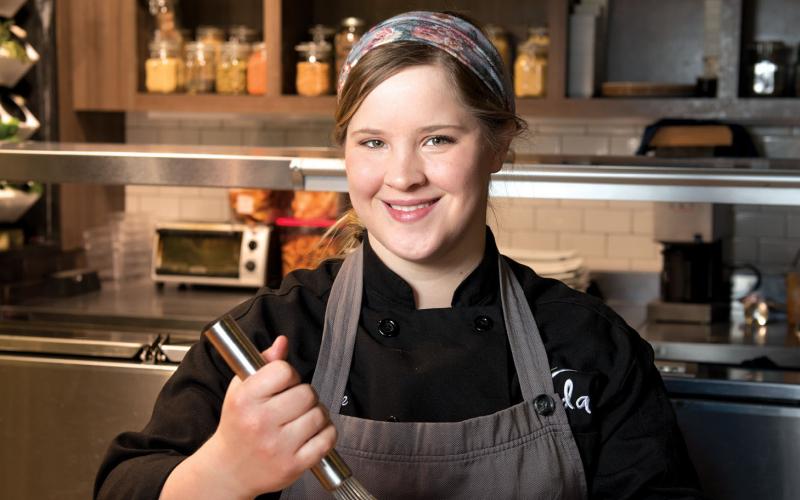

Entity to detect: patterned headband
[337,11,514,113]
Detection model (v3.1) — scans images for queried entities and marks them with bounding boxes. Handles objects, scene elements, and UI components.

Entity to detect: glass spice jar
[295,41,332,97]
[197,25,224,65]
[334,17,365,79]
[514,27,549,98]
[145,39,182,93]
[184,42,216,94]
[247,42,268,95]
[745,40,790,97]
[216,41,250,95]
[228,25,257,44]
[484,24,512,76]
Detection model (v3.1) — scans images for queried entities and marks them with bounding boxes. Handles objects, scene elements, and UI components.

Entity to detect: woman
[95,11,702,499]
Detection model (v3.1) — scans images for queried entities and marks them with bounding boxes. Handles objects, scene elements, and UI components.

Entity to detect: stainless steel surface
[0,353,175,500]
[643,321,800,369]
[2,142,800,205]
[664,370,800,500]
[646,301,726,324]
[205,316,373,498]
[1,279,254,331]
[0,332,145,359]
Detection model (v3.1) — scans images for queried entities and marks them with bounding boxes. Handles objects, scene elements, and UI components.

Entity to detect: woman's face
[344,64,504,266]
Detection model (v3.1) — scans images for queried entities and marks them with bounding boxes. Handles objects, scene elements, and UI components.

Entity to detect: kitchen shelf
[133,93,336,116]
[2,142,799,206]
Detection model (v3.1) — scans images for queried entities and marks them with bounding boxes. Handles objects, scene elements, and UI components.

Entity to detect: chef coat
[94,228,702,500]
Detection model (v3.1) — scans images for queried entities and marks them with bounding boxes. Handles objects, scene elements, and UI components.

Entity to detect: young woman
[95,11,702,500]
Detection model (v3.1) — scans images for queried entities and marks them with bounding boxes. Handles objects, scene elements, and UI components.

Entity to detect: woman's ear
[487,129,514,174]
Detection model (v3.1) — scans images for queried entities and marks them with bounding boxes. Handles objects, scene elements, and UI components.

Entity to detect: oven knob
[245,260,256,272]
[248,240,258,251]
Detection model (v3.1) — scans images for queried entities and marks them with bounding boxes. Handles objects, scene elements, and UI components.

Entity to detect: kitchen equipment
[744,40,790,97]
[0,92,40,142]
[152,222,273,288]
[0,22,39,88]
[85,212,153,282]
[205,315,376,500]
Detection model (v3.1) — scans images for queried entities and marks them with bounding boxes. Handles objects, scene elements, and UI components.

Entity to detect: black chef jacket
[95,229,702,500]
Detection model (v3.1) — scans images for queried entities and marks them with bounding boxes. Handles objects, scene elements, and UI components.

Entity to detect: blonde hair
[323,39,527,258]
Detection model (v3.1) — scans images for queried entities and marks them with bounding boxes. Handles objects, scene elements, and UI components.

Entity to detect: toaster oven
[152,222,271,287]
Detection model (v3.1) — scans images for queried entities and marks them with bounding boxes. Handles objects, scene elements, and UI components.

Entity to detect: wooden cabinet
[61,0,800,122]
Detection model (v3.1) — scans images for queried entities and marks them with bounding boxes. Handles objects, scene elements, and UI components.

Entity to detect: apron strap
[498,256,557,400]
[312,245,364,411]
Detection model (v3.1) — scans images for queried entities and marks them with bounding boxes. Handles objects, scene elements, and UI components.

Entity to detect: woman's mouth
[383,198,439,222]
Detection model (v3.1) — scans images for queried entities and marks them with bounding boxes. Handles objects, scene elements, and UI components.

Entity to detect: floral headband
[337,11,514,113]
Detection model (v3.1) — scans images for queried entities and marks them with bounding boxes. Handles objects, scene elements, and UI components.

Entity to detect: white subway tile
[584,209,632,234]
[608,235,660,259]
[125,112,148,128]
[159,186,199,197]
[197,187,229,199]
[586,124,639,136]
[490,204,536,230]
[126,185,160,196]
[222,117,264,129]
[748,126,793,137]
[178,197,229,222]
[562,136,610,155]
[538,124,586,135]
[200,129,243,146]
[633,210,654,235]
[515,134,560,154]
[732,236,759,264]
[759,238,800,265]
[609,136,641,155]
[536,208,583,231]
[185,118,223,129]
[138,195,180,221]
[558,232,607,257]
[735,211,785,238]
[789,215,800,238]
[126,127,160,145]
[629,259,662,272]
[286,128,332,147]
[158,128,201,145]
[761,136,800,158]
[143,112,181,127]
[511,231,558,250]
[125,194,140,213]
[242,129,288,147]
[585,256,630,272]
[560,200,608,208]
[608,201,655,210]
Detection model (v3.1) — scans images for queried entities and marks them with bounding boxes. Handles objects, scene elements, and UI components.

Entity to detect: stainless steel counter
[2,142,800,205]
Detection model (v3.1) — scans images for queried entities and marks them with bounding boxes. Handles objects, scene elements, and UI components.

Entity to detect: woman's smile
[382,198,440,222]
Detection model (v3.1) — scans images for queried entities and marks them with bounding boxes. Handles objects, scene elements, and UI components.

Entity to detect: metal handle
[205,315,353,492]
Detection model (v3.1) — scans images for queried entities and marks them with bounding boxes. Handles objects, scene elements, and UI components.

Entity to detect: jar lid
[251,41,267,52]
[341,17,365,27]
[309,24,335,42]
[197,25,224,38]
[220,40,251,57]
[229,25,257,42]
[149,39,180,52]
[295,40,332,56]
[184,41,215,54]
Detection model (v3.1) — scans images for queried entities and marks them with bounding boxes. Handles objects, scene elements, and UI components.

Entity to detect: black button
[473,315,493,333]
[244,260,256,272]
[387,415,398,422]
[533,394,556,416]
[377,318,398,337]
[248,240,258,251]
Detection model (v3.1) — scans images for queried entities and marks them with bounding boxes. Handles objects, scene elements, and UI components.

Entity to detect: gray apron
[282,245,587,499]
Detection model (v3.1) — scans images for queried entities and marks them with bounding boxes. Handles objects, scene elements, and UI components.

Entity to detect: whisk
[205,315,377,500]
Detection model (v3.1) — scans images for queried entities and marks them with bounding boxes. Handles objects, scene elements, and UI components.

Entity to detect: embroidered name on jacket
[551,367,598,429]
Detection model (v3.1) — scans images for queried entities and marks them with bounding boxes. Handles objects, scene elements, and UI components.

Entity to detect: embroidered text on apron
[282,245,587,499]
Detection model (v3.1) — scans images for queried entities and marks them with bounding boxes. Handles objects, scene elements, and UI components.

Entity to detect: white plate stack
[503,247,590,291]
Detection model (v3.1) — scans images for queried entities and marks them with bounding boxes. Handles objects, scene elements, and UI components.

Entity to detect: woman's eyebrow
[350,128,385,136]
[417,124,467,133]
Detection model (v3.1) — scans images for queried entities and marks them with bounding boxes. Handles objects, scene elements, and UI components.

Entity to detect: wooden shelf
[133,93,336,116]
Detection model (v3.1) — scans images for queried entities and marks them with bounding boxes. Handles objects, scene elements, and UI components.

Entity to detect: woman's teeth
[390,202,433,212]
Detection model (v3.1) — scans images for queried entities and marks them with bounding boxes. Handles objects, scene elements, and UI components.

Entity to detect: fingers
[263,335,289,363]
[243,359,301,400]
[266,383,320,425]
[294,423,337,470]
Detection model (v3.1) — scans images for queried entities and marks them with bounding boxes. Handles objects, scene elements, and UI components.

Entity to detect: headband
[337,11,514,113]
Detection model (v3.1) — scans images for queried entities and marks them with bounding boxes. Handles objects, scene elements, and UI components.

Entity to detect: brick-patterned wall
[123,112,800,273]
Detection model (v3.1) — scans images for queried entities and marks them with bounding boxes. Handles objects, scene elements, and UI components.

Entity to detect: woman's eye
[362,139,385,149]
[424,135,454,147]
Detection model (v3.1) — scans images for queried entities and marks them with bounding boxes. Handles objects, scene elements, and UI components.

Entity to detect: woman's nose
[384,149,427,191]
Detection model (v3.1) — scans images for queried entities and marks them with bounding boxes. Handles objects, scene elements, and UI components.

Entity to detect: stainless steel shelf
[2,142,800,205]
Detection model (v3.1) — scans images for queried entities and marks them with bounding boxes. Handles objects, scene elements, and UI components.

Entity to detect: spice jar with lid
[184,41,216,94]
[484,24,512,76]
[247,42,268,95]
[216,41,250,94]
[334,17,365,78]
[514,27,549,98]
[145,39,182,93]
[197,25,224,64]
[229,25,257,44]
[295,41,332,96]
[745,40,790,97]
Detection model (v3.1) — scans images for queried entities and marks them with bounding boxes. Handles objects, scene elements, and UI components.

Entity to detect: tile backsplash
[124,112,800,275]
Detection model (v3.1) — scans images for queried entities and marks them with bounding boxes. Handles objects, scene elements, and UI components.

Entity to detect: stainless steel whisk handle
[205,315,353,492]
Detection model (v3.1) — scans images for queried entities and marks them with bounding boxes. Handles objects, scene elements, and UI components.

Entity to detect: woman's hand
[161,336,337,499]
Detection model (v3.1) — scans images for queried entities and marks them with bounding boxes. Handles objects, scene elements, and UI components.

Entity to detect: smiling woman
[95,11,703,500]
